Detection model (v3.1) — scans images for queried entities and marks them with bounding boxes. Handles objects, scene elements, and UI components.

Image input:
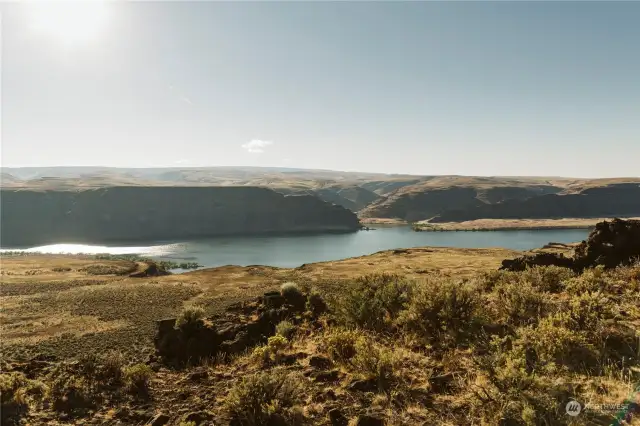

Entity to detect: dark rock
[500,252,574,272]
[182,410,214,425]
[309,355,333,369]
[355,414,385,426]
[573,218,640,270]
[148,413,170,426]
[348,377,378,392]
[189,369,208,381]
[324,388,337,400]
[501,218,640,272]
[278,354,301,365]
[263,291,285,309]
[312,370,341,382]
[329,408,348,426]
[429,372,456,394]
[306,293,328,316]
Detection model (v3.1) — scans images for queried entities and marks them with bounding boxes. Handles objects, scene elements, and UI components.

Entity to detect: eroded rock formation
[501,218,640,271]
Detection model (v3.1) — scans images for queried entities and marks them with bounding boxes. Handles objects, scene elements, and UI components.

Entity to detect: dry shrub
[397,278,480,347]
[337,273,414,332]
[225,370,304,426]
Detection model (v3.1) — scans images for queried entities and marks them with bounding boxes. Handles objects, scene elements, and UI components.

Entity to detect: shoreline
[412,217,640,232]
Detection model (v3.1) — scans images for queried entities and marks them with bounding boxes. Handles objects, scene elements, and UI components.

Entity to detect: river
[0,226,588,269]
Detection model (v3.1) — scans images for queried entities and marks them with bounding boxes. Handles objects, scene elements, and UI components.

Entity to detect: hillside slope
[0,187,361,247]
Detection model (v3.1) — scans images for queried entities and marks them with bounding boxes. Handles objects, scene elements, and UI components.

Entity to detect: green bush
[351,339,395,391]
[322,328,360,362]
[275,320,295,339]
[225,370,304,426]
[47,373,93,414]
[397,278,480,346]
[251,336,290,366]
[492,279,550,326]
[567,291,611,331]
[175,305,205,331]
[337,273,414,331]
[1,373,45,424]
[512,314,597,373]
[305,290,327,315]
[280,282,305,308]
[520,266,575,293]
[123,364,153,394]
[101,350,125,383]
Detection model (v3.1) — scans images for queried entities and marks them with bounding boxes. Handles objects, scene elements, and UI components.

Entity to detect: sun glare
[26,0,109,47]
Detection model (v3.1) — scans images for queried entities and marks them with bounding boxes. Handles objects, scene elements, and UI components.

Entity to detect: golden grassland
[413,217,640,232]
[1,248,639,425]
[0,248,518,359]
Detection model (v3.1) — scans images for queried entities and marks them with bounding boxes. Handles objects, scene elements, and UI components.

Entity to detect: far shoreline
[412,217,640,232]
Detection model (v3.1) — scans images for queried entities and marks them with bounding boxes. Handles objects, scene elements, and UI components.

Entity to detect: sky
[1,1,639,178]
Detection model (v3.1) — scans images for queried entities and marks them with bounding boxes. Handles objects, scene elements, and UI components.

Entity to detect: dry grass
[2,251,639,425]
[0,248,513,359]
[414,217,640,231]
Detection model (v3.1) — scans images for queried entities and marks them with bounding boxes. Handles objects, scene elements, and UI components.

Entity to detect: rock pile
[501,218,640,272]
[154,288,326,366]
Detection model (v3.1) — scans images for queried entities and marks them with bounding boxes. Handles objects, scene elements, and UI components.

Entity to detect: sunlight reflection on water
[0,243,179,257]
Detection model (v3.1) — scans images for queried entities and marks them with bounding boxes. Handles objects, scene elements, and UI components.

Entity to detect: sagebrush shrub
[305,290,327,315]
[275,320,295,339]
[492,279,550,326]
[337,273,414,331]
[101,350,125,383]
[512,314,597,373]
[280,282,305,307]
[1,372,45,424]
[520,266,574,293]
[225,370,303,426]
[123,364,153,394]
[352,339,395,391]
[175,305,205,331]
[322,328,361,362]
[397,278,480,346]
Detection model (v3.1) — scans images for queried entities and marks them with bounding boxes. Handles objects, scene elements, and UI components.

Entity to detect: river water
[0,226,587,269]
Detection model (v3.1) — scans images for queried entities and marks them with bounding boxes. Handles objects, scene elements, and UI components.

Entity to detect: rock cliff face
[359,185,559,222]
[0,187,361,247]
[431,184,640,223]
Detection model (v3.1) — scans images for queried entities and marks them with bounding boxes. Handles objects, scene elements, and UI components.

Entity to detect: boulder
[500,252,574,272]
[573,218,640,270]
[355,414,385,426]
[500,218,640,272]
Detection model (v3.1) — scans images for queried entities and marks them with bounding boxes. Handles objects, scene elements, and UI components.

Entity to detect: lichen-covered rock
[500,218,640,272]
[573,218,640,270]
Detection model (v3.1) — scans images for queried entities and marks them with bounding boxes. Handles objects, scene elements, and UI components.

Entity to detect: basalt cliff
[0,187,361,247]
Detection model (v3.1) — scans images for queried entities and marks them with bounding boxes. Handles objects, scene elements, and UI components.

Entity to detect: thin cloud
[168,84,194,106]
[242,139,273,154]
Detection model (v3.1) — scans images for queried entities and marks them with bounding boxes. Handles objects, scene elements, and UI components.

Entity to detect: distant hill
[2,167,639,221]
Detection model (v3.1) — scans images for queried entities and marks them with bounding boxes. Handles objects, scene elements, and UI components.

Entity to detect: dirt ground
[0,247,522,362]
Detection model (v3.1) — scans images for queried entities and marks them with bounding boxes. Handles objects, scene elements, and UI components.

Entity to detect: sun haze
[1,1,639,177]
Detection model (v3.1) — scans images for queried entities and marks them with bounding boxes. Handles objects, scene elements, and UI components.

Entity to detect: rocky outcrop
[0,187,361,246]
[501,218,640,271]
[154,289,322,366]
[500,252,575,272]
[573,218,640,270]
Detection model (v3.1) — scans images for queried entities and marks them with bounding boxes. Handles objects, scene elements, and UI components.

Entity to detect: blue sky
[2,1,639,177]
